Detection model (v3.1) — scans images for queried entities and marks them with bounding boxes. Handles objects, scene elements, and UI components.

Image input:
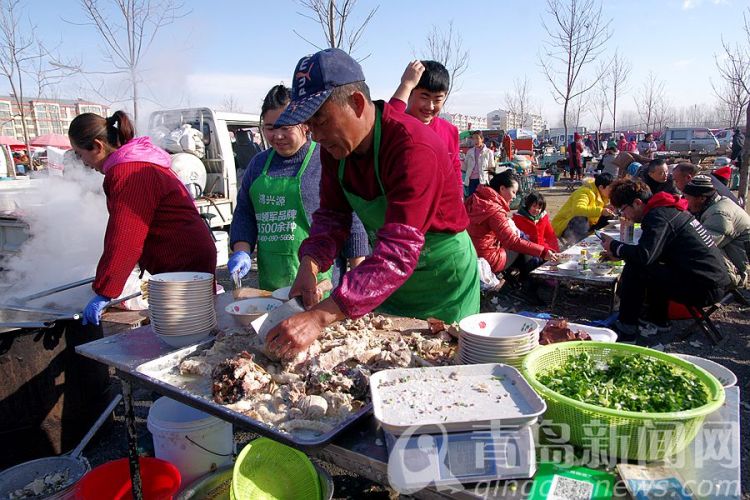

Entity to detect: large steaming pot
[0,308,112,468]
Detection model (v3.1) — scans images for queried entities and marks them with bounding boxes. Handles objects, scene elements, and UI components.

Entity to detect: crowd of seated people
[461,143,747,340]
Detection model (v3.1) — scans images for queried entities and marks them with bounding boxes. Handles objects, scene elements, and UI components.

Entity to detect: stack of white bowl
[148,272,216,347]
[457,313,540,368]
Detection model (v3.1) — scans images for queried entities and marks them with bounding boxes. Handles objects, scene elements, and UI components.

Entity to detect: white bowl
[272,286,292,300]
[156,331,211,348]
[589,263,612,276]
[673,354,737,388]
[459,313,540,340]
[150,272,214,283]
[225,298,283,326]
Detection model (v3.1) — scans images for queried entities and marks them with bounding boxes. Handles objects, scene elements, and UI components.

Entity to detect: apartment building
[486,109,545,134]
[439,112,487,131]
[0,95,110,141]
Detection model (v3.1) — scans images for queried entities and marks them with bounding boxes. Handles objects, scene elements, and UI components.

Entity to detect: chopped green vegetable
[538,353,709,413]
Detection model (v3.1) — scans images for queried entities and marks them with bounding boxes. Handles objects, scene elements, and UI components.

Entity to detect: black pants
[617,261,726,324]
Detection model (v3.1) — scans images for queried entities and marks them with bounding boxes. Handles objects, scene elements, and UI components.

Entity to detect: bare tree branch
[504,76,532,129]
[73,0,189,125]
[635,71,664,132]
[604,50,629,132]
[0,0,75,156]
[589,74,608,133]
[219,94,243,113]
[712,37,750,129]
[421,20,469,100]
[539,0,612,142]
[294,0,378,59]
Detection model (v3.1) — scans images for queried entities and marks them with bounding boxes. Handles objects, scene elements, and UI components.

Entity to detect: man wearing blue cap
[265,48,480,359]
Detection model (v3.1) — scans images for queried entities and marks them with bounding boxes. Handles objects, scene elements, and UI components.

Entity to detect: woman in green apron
[228,85,369,291]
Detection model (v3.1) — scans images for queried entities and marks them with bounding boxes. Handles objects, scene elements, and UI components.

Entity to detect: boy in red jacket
[512,191,560,254]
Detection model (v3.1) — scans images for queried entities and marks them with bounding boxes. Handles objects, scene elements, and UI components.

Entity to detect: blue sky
[9,0,750,126]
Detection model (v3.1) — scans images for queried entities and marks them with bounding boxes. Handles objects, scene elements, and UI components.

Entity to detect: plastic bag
[162,128,184,154]
[179,124,205,158]
[114,269,150,311]
[478,257,501,291]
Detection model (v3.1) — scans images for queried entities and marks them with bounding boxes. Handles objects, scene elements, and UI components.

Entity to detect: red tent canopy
[0,135,23,146]
[30,134,71,149]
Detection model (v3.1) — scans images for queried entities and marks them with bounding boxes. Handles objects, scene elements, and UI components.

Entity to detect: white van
[148,108,262,228]
[662,127,720,154]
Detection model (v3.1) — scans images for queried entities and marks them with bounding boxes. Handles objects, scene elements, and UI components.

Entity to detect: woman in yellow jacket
[551,173,616,246]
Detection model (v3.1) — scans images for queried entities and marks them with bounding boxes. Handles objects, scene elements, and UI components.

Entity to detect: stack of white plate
[148,272,216,347]
[457,313,541,368]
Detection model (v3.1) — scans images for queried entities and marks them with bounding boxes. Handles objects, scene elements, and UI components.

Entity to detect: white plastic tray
[370,363,546,435]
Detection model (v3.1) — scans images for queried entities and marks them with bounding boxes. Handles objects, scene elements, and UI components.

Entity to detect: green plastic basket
[521,341,725,461]
[232,438,321,500]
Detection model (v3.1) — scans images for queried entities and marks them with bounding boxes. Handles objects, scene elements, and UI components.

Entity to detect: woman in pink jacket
[466,170,559,275]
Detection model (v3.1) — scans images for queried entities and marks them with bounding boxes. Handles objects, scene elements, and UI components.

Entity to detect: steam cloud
[0,160,108,310]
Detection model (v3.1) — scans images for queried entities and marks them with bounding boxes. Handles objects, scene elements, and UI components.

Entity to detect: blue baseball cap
[274,48,366,127]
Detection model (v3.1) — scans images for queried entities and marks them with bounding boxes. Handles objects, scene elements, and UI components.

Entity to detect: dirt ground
[79,178,748,499]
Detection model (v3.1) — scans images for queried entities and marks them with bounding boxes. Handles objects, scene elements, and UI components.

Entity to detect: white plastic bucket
[147,397,234,485]
[213,230,229,267]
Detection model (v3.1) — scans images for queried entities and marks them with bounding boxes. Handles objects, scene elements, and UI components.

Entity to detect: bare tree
[504,76,532,129]
[219,94,243,113]
[606,50,629,132]
[76,0,188,125]
[712,38,750,129]
[0,0,75,156]
[737,7,750,204]
[653,97,673,132]
[635,71,664,132]
[539,0,611,143]
[294,0,378,57]
[590,77,608,133]
[568,91,585,130]
[0,0,35,155]
[422,21,469,100]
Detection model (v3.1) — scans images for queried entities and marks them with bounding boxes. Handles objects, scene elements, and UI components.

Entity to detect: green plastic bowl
[521,341,725,460]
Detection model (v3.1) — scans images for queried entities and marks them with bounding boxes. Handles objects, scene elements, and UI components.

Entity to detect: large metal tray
[370,363,547,435]
[135,340,373,450]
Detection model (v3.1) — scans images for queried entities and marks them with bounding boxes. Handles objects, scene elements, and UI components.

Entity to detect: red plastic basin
[76,457,180,500]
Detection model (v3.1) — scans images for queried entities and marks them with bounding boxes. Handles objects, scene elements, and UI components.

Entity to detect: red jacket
[465,185,548,273]
[94,161,217,298]
[568,141,583,169]
[512,211,560,252]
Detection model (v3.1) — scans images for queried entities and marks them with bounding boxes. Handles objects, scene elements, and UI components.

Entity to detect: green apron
[250,142,332,291]
[337,108,479,323]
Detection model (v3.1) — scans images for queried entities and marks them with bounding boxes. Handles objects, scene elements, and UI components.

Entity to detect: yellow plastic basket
[521,341,725,460]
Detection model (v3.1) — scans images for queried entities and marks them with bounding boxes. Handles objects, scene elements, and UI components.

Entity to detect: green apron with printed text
[338,109,479,323]
[250,142,332,291]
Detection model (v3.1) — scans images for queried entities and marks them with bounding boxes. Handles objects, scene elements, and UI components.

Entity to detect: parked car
[661,127,720,154]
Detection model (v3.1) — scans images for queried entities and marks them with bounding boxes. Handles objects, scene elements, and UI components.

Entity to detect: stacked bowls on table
[457,313,540,368]
[148,272,216,347]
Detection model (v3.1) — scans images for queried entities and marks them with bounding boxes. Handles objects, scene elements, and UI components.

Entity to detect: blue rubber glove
[83,294,110,326]
[228,251,252,279]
